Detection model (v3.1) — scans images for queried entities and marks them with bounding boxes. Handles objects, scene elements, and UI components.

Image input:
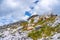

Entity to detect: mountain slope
[0,13,60,40]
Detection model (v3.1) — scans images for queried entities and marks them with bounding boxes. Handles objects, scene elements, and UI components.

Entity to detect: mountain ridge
[0,13,60,29]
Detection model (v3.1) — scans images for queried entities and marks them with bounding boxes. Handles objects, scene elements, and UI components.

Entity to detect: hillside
[0,13,60,40]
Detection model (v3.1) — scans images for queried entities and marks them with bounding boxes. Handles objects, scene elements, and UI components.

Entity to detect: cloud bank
[0,0,60,26]
[32,0,59,15]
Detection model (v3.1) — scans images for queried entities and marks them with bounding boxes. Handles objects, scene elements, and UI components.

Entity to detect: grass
[20,15,60,40]
[20,21,28,30]
[55,24,60,33]
[28,24,55,40]
[28,24,60,40]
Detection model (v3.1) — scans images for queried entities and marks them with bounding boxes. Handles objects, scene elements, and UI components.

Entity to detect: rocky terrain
[0,13,60,40]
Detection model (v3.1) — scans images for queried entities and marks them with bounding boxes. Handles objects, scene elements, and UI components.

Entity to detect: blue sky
[0,0,60,26]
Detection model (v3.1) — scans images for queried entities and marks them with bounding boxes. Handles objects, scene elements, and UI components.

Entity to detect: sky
[0,0,60,26]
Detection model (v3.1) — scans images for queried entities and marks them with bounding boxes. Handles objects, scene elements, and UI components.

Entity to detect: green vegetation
[30,18,34,23]
[20,14,60,40]
[28,30,42,40]
[48,16,56,22]
[28,24,55,40]
[20,21,28,30]
[55,24,60,33]
[28,24,60,40]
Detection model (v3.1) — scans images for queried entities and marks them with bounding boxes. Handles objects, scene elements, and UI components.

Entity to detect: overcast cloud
[0,0,60,26]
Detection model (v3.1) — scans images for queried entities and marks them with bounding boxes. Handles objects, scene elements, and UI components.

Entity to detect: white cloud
[0,0,36,26]
[40,0,57,6]
[0,0,60,26]
[5,0,19,8]
[31,0,59,15]
[40,0,58,10]
[23,15,29,21]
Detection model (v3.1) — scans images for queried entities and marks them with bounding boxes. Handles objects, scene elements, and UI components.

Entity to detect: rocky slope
[0,13,60,40]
